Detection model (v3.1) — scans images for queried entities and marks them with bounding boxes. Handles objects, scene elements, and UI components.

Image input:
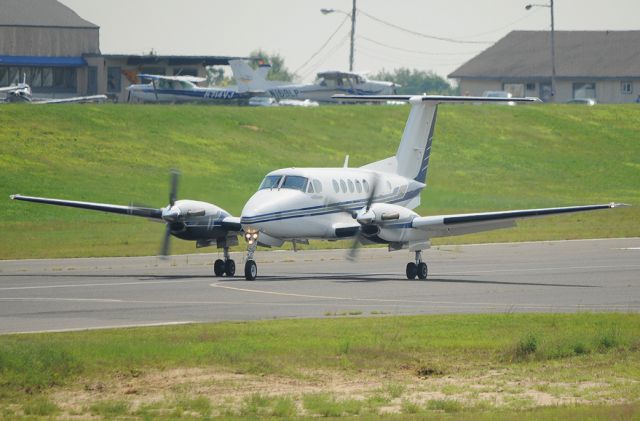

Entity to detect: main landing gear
[214,246,235,277]
[406,250,428,280]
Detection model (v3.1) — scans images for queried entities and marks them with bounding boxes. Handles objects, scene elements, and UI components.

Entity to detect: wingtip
[9,194,17,200]
[610,202,631,208]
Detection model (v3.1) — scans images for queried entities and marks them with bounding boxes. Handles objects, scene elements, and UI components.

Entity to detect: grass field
[1,103,638,259]
[0,313,638,419]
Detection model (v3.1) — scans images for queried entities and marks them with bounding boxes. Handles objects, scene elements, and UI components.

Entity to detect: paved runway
[1,238,639,334]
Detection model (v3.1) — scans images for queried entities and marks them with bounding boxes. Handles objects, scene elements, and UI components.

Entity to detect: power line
[299,33,351,81]
[358,9,493,45]
[294,14,350,76]
[358,35,484,56]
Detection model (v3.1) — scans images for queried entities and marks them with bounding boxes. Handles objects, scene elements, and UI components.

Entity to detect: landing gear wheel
[224,259,236,277]
[406,262,417,279]
[214,259,225,277]
[245,260,257,280]
[417,262,428,280]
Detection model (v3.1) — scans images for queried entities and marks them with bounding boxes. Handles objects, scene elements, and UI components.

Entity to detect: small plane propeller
[159,169,181,258]
[347,173,380,262]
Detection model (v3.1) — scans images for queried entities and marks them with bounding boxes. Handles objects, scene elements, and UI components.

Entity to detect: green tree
[372,68,457,95]
[249,50,295,82]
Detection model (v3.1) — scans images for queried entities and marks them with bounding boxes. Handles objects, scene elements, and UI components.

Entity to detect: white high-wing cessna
[230,59,398,103]
[11,95,627,280]
[1,75,107,104]
[127,74,250,104]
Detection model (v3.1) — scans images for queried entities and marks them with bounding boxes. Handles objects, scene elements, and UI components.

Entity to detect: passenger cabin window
[281,176,308,192]
[307,182,315,193]
[259,175,282,190]
[332,179,339,193]
[355,180,362,193]
[313,179,322,193]
[339,179,347,193]
[347,179,355,193]
[362,179,370,193]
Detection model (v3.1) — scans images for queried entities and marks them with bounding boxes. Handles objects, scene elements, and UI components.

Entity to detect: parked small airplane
[229,59,398,103]
[10,94,627,280]
[127,74,252,104]
[1,75,107,104]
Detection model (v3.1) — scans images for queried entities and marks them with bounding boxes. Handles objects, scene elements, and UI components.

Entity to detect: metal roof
[0,0,98,29]
[448,31,640,80]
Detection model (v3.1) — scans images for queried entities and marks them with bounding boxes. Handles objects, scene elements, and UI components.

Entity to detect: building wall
[456,78,640,103]
[0,26,99,56]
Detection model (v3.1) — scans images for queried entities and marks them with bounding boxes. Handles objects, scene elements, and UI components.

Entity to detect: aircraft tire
[225,260,236,277]
[417,262,428,280]
[245,260,257,281]
[406,262,417,279]
[214,259,225,277]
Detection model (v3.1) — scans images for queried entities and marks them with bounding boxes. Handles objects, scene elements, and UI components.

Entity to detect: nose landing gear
[214,246,235,277]
[244,230,259,280]
[406,250,428,280]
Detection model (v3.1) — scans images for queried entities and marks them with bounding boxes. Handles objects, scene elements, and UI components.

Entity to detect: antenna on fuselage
[343,155,349,168]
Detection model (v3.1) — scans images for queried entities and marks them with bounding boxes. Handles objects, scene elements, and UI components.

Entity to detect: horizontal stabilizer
[333,94,541,104]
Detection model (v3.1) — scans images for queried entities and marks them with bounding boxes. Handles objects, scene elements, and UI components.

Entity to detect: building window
[141,67,166,75]
[573,82,596,99]
[107,67,122,92]
[525,83,536,91]
[503,83,524,97]
[621,82,633,95]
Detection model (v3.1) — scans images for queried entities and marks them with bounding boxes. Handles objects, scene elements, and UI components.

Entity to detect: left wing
[411,203,629,238]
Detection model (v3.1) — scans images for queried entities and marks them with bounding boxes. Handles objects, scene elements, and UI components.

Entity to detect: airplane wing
[138,74,206,83]
[411,203,629,238]
[32,95,108,105]
[10,194,162,219]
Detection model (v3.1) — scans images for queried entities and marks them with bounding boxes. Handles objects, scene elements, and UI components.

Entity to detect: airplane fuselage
[265,82,396,103]
[128,84,245,103]
[240,167,425,243]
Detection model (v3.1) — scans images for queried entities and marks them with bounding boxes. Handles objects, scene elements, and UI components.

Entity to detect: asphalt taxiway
[1,238,638,334]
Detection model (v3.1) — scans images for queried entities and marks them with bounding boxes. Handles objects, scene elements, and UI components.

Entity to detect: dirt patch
[48,367,632,417]
[240,124,261,132]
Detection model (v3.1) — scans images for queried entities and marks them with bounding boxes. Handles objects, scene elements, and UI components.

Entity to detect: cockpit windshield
[281,176,308,191]
[259,175,282,190]
[258,175,309,192]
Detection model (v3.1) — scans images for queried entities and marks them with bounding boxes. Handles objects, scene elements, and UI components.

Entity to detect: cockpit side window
[259,175,282,190]
[281,176,308,192]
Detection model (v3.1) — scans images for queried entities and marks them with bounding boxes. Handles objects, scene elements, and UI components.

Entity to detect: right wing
[10,194,162,219]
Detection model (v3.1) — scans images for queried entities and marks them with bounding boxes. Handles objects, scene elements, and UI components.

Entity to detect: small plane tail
[348,95,540,184]
[229,59,271,93]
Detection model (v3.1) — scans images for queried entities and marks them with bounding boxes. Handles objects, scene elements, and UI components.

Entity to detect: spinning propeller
[346,174,380,261]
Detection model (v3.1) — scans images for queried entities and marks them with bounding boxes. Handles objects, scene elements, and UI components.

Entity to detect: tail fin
[229,59,271,93]
[350,95,540,183]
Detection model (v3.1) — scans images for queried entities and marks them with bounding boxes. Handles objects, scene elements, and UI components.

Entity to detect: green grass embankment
[1,104,638,259]
[0,313,638,419]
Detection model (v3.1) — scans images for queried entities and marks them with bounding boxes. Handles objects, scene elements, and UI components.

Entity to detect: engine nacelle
[368,203,419,225]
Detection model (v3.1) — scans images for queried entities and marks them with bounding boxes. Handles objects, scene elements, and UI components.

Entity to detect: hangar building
[0,0,241,102]
[448,30,640,104]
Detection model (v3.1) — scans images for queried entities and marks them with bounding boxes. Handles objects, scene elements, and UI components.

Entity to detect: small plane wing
[10,194,162,219]
[412,203,629,238]
[138,74,207,83]
[333,94,541,104]
[32,95,108,105]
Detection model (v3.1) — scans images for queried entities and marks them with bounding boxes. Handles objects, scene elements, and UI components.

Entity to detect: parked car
[481,90,516,106]
[566,98,597,106]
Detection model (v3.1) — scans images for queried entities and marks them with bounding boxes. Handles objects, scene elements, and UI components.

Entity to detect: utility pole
[549,0,556,101]
[349,0,356,71]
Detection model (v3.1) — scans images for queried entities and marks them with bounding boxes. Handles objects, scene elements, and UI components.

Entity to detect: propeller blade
[169,169,179,206]
[159,224,171,259]
[346,230,361,262]
[365,173,380,212]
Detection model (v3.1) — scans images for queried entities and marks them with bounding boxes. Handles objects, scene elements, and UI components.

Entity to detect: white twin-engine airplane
[11,95,627,280]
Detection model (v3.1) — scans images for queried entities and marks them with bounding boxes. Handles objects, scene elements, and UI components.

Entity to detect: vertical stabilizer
[229,59,271,93]
[395,97,437,183]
